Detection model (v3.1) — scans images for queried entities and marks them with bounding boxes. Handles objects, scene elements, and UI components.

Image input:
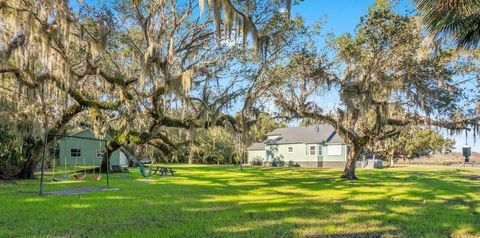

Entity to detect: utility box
[463,147,471,163]
[361,159,382,169]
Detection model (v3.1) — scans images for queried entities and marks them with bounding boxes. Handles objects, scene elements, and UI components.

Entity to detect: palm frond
[416,0,480,48]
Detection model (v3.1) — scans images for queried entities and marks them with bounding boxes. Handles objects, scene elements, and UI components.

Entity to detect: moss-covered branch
[387,116,478,131]
[0,68,37,88]
[41,73,121,110]
[159,116,197,129]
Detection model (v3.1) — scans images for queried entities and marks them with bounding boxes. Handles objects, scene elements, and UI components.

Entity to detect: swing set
[39,133,110,196]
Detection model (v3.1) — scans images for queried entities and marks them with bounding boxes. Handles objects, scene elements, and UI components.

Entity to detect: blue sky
[293,0,377,34]
[290,0,475,152]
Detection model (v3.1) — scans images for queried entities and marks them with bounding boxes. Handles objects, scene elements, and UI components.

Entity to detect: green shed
[56,129,128,167]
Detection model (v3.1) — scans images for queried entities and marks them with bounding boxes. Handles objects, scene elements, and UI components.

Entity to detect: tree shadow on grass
[3,166,480,237]
[176,167,480,237]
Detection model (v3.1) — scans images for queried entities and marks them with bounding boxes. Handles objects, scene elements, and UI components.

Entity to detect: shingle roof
[248,142,265,150]
[264,125,345,144]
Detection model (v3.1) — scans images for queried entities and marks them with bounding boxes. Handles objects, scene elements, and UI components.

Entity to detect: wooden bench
[152,166,175,176]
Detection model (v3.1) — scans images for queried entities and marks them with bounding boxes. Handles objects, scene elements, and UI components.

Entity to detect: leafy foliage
[195,127,236,164]
[0,127,37,179]
[372,127,455,164]
[416,0,480,48]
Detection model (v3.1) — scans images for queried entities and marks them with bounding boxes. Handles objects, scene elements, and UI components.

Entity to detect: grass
[1,166,479,237]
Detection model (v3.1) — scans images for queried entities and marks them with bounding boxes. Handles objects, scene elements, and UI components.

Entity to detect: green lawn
[1,166,479,237]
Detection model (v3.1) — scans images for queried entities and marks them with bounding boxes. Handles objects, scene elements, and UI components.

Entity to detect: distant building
[56,129,128,167]
[247,125,349,168]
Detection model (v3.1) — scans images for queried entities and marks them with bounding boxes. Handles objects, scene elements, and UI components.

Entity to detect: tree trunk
[100,147,115,172]
[188,153,193,164]
[341,144,361,180]
[14,104,83,179]
[15,144,44,179]
[389,155,394,167]
[16,156,38,179]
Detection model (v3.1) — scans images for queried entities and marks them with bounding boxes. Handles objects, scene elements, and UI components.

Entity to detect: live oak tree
[0,0,133,178]
[272,8,477,180]
[0,0,293,178]
[0,0,202,177]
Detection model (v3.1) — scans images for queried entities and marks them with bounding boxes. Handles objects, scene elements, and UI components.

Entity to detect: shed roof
[68,128,111,140]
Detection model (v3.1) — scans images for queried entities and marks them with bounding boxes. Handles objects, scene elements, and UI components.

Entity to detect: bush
[288,161,300,167]
[0,127,36,180]
[271,159,285,167]
[251,156,263,166]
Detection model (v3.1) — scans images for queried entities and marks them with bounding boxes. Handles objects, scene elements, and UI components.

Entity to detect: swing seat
[92,175,102,181]
[73,174,86,180]
[138,164,153,178]
[53,176,69,182]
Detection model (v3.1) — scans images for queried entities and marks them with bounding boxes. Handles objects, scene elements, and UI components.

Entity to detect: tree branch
[387,115,478,130]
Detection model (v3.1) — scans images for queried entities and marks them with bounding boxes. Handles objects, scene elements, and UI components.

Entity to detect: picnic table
[151,166,176,176]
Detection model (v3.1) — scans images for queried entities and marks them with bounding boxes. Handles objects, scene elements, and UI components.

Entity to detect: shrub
[271,159,285,167]
[288,161,300,167]
[0,127,36,180]
[251,156,263,166]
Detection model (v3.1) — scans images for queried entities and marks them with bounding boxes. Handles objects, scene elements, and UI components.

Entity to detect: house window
[288,146,294,153]
[96,149,106,159]
[70,149,81,158]
[327,145,342,156]
[309,145,316,156]
[318,145,323,156]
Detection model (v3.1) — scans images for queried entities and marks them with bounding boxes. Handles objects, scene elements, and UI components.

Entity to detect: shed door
[119,151,128,166]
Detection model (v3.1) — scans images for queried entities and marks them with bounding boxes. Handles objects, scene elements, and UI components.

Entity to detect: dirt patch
[135,180,155,184]
[44,186,119,196]
[470,175,480,181]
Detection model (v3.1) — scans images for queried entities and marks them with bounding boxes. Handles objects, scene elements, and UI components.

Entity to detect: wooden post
[38,133,48,196]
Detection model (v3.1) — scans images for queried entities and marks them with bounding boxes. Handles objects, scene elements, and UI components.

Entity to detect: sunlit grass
[0,166,479,237]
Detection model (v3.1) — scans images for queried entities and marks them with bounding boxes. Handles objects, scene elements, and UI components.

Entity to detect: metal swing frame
[39,132,110,196]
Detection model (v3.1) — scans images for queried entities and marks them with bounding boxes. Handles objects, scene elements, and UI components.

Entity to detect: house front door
[317,145,324,167]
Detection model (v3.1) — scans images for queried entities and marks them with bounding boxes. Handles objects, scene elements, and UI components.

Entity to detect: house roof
[248,142,266,150]
[264,125,345,145]
[69,128,112,140]
[70,128,91,136]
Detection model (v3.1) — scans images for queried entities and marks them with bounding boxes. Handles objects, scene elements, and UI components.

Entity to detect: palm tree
[416,0,480,48]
